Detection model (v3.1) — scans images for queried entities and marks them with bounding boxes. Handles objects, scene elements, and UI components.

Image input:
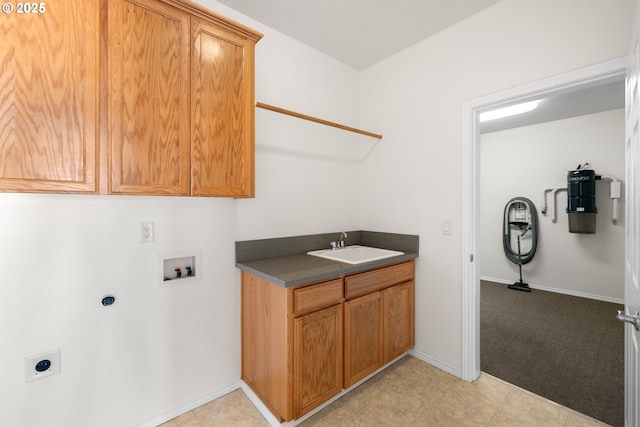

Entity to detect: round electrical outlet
[35,359,51,372]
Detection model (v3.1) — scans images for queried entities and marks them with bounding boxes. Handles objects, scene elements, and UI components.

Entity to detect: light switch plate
[442,220,452,235]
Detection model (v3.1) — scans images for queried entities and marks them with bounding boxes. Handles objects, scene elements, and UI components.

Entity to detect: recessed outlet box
[26,350,60,382]
[159,250,202,286]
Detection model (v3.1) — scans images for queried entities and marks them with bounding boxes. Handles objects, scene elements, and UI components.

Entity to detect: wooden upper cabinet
[108,0,260,197]
[191,17,256,197]
[0,1,99,193]
[107,0,191,195]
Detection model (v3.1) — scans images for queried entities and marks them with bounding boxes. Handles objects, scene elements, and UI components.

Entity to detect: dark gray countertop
[235,231,419,287]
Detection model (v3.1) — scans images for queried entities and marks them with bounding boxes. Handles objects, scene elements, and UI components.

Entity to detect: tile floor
[161,355,609,427]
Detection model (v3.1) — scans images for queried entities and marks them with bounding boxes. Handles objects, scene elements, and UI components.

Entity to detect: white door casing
[623,3,640,425]
[461,57,627,382]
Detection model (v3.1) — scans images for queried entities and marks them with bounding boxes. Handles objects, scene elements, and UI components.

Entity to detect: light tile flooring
[161,355,608,427]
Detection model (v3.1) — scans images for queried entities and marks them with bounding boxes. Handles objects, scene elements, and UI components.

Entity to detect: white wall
[0,1,363,426]
[0,195,239,426]
[1,0,636,425]
[233,7,368,240]
[359,0,635,374]
[480,110,625,302]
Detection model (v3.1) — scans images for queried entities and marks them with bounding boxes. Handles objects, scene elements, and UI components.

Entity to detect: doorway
[461,57,627,416]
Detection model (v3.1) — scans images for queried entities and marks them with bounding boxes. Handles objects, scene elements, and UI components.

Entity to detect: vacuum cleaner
[502,197,538,292]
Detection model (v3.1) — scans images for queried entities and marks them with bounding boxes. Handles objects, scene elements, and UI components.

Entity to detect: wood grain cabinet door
[0,1,99,193]
[343,291,384,387]
[190,18,256,197]
[107,0,191,195]
[383,281,415,363]
[294,304,343,419]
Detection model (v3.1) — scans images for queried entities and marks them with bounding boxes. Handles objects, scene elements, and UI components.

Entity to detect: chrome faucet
[331,232,348,249]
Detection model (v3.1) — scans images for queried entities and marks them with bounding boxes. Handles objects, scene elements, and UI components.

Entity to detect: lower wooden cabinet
[294,304,343,417]
[383,281,415,362]
[344,292,383,387]
[241,260,415,422]
[343,280,415,387]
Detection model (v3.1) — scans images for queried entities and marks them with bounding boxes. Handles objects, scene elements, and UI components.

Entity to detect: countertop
[236,251,418,287]
[235,231,419,287]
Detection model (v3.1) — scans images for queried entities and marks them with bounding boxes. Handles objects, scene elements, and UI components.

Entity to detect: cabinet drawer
[293,279,344,316]
[345,261,414,300]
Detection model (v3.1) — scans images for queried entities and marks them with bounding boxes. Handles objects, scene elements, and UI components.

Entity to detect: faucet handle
[330,241,338,249]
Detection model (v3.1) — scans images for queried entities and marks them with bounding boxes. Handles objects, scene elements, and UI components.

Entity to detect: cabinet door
[191,18,256,197]
[383,281,415,363]
[344,291,383,387]
[108,0,191,195]
[294,304,343,419]
[0,1,99,193]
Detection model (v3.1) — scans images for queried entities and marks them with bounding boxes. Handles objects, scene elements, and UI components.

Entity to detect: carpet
[481,280,625,426]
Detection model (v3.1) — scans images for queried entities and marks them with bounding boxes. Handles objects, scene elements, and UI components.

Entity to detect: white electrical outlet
[25,350,60,382]
[141,222,154,243]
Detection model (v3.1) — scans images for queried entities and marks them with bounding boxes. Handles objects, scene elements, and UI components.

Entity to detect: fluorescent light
[479,101,539,122]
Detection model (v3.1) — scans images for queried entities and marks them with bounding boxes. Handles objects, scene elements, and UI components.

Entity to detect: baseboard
[137,352,464,427]
[408,348,462,380]
[481,276,623,304]
[133,382,241,427]
[242,352,412,427]
[239,381,285,427]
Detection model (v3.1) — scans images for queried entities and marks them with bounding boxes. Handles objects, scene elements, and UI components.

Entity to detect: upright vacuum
[502,197,538,292]
[509,223,532,291]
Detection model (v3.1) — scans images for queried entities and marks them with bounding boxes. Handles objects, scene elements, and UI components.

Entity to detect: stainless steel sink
[306,245,404,264]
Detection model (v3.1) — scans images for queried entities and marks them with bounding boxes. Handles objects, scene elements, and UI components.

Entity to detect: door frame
[461,57,627,382]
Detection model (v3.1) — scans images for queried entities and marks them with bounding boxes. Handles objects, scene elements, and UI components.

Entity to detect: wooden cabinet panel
[108,0,191,195]
[293,304,342,418]
[0,0,259,197]
[240,271,290,421]
[383,281,415,363]
[343,291,384,387]
[293,279,343,316]
[190,18,256,197]
[0,0,98,192]
[345,261,414,299]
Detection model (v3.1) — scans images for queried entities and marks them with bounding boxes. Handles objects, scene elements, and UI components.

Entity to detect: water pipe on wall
[599,175,621,222]
[541,187,567,223]
[541,175,621,225]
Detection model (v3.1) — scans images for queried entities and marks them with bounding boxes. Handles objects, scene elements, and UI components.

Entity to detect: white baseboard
[134,382,241,427]
[480,276,623,304]
[408,348,462,379]
[241,352,411,427]
[135,351,470,427]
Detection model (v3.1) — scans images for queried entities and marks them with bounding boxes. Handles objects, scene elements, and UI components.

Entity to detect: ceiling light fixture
[479,101,539,122]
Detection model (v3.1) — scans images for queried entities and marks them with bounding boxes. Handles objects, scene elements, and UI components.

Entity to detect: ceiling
[478,78,625,134]
[215,0,502,70]
[214,0,625,132]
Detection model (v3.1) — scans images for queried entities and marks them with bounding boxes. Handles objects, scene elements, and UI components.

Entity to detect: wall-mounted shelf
[256,102,383,140]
